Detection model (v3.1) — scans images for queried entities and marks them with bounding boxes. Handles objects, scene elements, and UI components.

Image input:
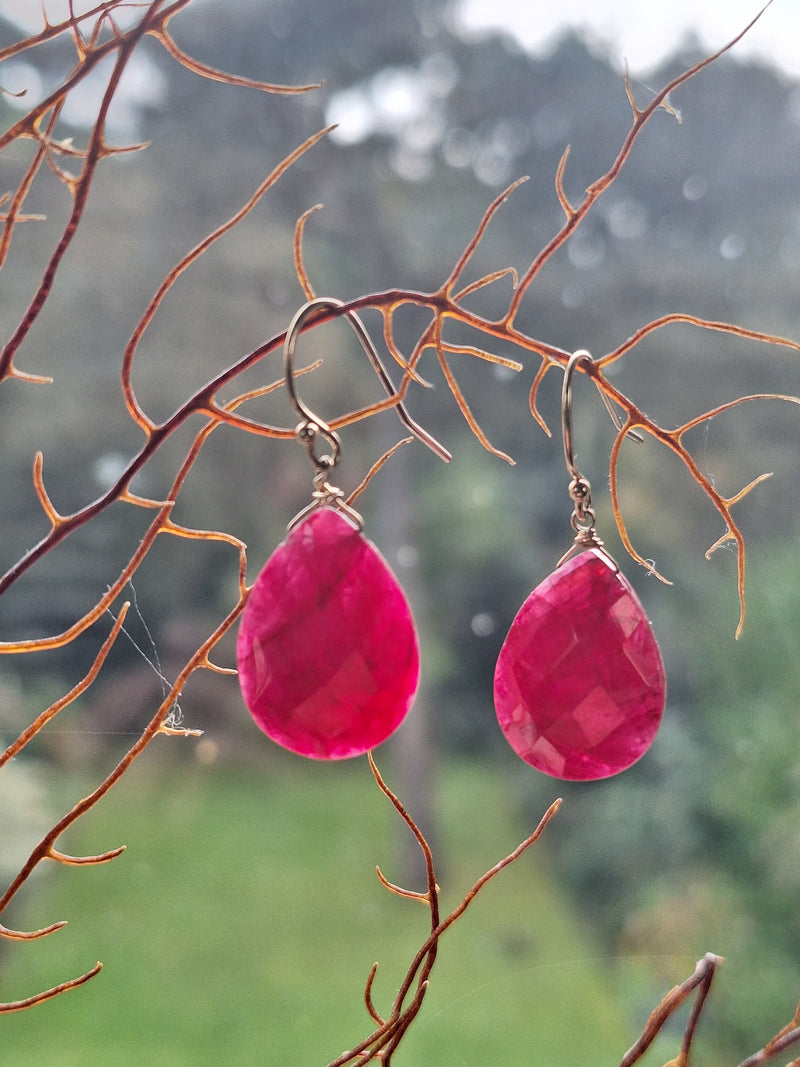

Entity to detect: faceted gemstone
[493,548,665,781]
[237,507,419,760]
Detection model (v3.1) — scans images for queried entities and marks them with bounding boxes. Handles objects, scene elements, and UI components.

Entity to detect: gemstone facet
[493,548,665,780]
[237,507,419,760]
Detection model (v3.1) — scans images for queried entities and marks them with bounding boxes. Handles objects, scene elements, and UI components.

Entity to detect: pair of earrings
[236,304,666,780]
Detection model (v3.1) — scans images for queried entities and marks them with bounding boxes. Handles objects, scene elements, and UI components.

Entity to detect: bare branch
[618,954,721,1067]
[155,17,322,95]
[0,963,103,1013]
[49,846,126,866]
[293,204,323,300]
[1,603,130,767]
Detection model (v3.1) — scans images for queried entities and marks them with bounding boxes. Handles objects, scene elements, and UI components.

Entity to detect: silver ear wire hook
[561,349,642,483]
[283,297,451,529]
[284,297,451,463]
[561,349,593,484]
[560,348,641,559]
[561,350,600,548]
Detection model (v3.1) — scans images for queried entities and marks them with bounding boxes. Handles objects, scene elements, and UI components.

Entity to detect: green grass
[1,754,633,1065]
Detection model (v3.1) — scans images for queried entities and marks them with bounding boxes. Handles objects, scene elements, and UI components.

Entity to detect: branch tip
[375,865,433,903]
[158,724,204,737]
[0,918,67,940]
[49,844,126,866]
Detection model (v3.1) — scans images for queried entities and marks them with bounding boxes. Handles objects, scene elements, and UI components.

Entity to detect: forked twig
[619,953,800,1067]
[325,756,560,1064]
[737,998,800,1066]
[619,953,720,1066]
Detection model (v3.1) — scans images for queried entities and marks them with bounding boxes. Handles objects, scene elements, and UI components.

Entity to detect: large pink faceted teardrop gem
[494,548,665,781]
[237,507,419,760]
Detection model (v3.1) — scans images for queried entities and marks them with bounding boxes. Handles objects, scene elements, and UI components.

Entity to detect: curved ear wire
[559,349,643,563]
[559,350,601,559]
[562,350,643,480]
[561,349,593,484]
[283,297,451,464]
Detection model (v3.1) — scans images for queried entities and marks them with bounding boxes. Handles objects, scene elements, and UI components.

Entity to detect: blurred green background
[1,758,638,1066]
[2,0,800,1062]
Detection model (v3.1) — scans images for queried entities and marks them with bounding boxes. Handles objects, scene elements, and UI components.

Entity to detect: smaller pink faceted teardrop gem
[237,507,419,760]
[494,548,666,781]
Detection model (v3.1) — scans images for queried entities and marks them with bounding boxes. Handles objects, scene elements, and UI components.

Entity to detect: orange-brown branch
[0,963,103,1012]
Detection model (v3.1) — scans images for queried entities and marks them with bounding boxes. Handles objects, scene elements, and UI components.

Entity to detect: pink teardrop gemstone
[494,548,665,781]
[237,506,419,760]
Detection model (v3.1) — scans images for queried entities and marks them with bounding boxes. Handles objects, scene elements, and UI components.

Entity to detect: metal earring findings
[493,350,666,781]
[236,298,449,760]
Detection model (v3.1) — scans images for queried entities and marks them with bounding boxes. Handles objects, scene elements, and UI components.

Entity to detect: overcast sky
[1,1,795,78]
[456,1,799,77]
